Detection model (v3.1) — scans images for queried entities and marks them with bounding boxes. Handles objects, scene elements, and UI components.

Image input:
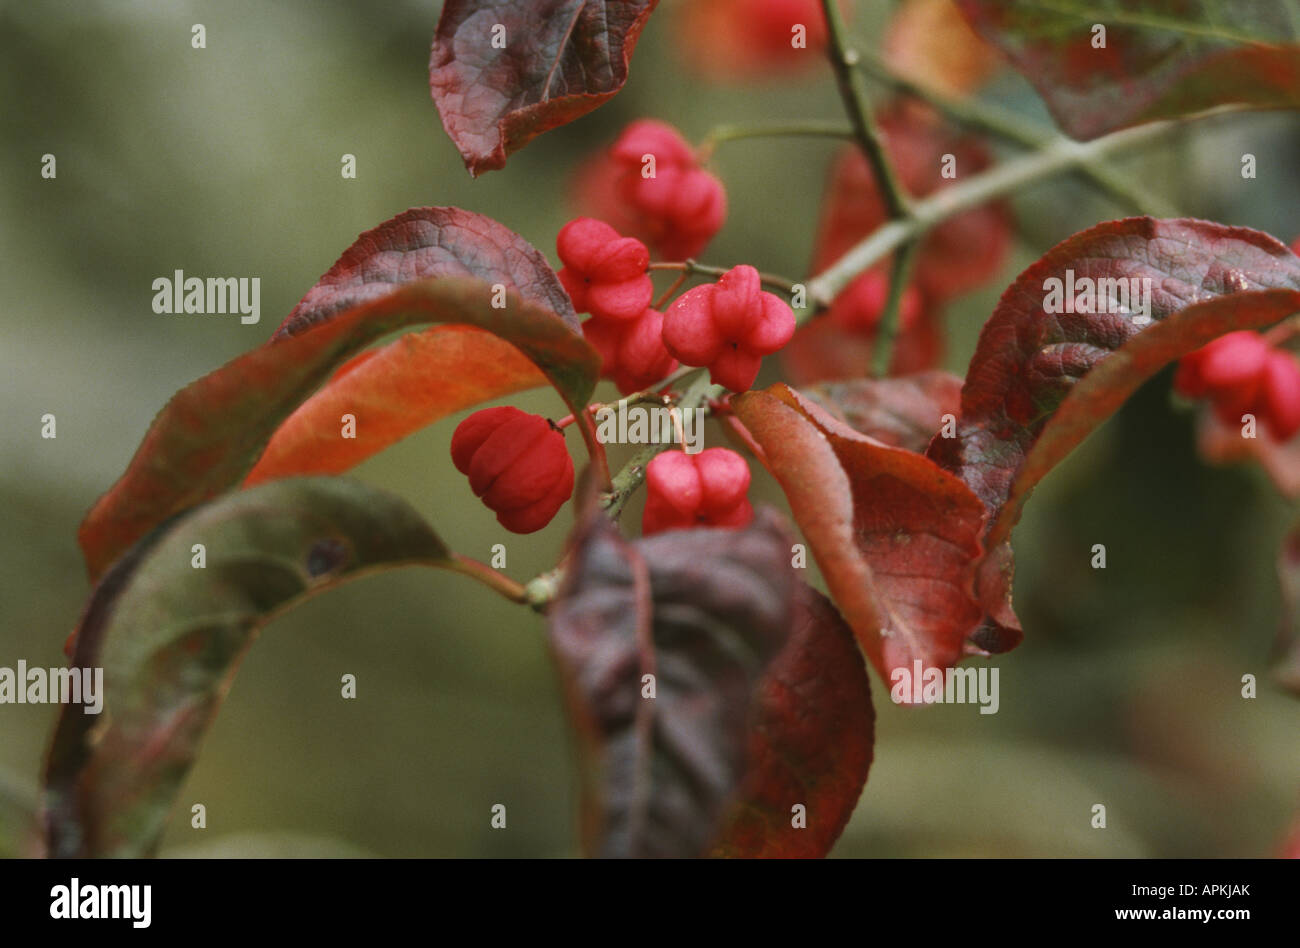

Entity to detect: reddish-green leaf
[80,208,599,581]
[46,478,453,857]
[272,207,578,338]
[930,217,1300,650]
[430,0,660,176]
[957,0,1300,139]
[548,509,796,858]
[801,371,963,452]
[711,585,874,858]
[734,384,987,682]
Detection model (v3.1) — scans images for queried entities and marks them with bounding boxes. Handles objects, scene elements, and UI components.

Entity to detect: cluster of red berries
[1175,331,1300,441]
[558,218,796,395]
[575,120,726,262]
[609,121,726,261]
[556,217,677,394]
[662,264,796,392]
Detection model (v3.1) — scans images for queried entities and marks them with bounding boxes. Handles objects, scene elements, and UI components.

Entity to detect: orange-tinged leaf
[884,0,1001,96]
[734,384,987,682]
[246,326,545,484]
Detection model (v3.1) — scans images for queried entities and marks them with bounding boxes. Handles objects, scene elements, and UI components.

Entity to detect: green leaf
[45,477,452,857]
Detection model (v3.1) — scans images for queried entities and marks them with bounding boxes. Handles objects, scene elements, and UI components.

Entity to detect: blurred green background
[1,0,1297,857]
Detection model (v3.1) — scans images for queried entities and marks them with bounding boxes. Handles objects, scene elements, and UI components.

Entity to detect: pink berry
[661,265,796,391]
[642,448,754,535]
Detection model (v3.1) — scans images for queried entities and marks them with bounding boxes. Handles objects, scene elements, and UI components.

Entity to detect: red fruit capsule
[661,264,796,391]
[608,120,727,260]
[583,308,679,395]
[1260,350,1300,440]
[556,218,654,322]
[451,407,575,534]
[642,447,754,535]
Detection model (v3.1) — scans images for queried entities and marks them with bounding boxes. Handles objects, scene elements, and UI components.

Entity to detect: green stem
[697,120,856,161]
[806,110,1230,306]
[854,47,1171,217]
[871,242,921,377]
[820,0,911,219]
[649,259,802,298]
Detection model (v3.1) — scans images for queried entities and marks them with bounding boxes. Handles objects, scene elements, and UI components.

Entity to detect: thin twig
[648,259,802,298]
[820,0,911,219]
[871,242,921,377]
[447,554,528,604]
[697,120,857,162]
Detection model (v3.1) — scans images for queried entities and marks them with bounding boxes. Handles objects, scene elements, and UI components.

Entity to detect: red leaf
[734,384,987,682]
[800,370,963,452]
[548,508,797,857]
[49,478,453,857]
[930,217,1300,650]
[430,0,660,176]
[712,585,874,858]
[957,0,1300,140]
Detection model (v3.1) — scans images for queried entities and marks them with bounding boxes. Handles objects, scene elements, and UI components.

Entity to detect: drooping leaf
[46,477,453,858]
[929,217,1300,650]
[801,370,963,452]
[1272,516,1300,696]
[711,585,874,858]
[734,384,987,682]
[80,207,599,581]
[957,0,1300,140]
[548,509,796,858]
[430,0,660,176]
